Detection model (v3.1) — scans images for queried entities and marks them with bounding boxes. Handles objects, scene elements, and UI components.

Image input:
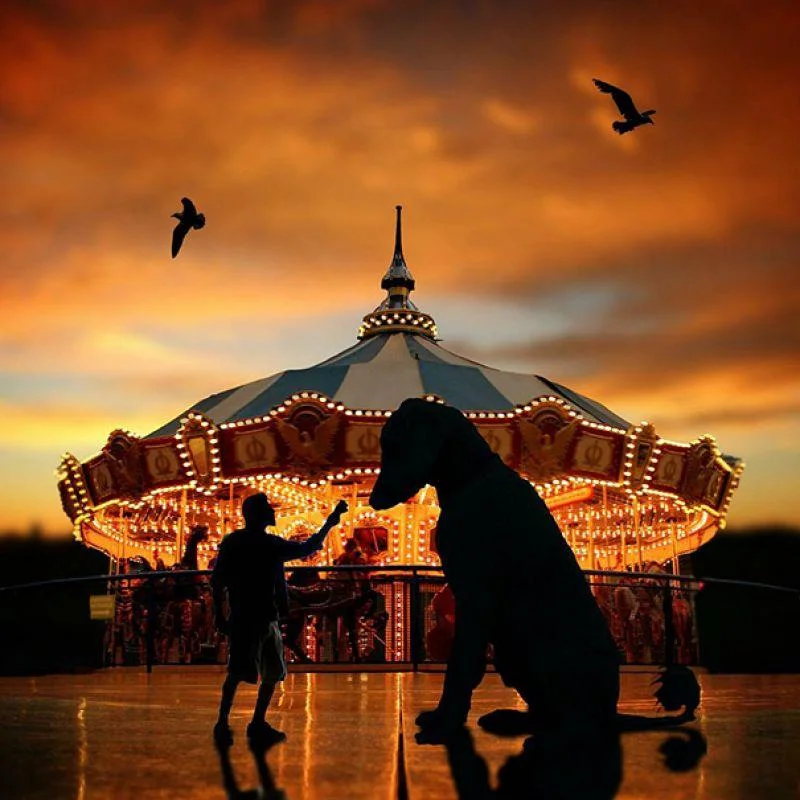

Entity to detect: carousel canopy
[149,335,630,438]
[149,206,629,438]
[58,205,745,569]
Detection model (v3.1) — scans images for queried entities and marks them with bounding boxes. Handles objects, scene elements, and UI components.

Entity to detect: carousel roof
[148,207,630,439]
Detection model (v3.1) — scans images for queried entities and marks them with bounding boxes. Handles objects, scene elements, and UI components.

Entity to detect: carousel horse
[284,569,321,663]
[285,570,388,663]
[613,582,641,662]
[635,580,665,663]
[672,591,696,664]
[331,547,387,661]
[427,583,456,661]
[370,398,701,741]
[155,525,211,663]
[591,582,619,654]
[108,560,148,665]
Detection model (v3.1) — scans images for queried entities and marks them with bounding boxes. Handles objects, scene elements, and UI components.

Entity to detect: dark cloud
[658,404,800,431]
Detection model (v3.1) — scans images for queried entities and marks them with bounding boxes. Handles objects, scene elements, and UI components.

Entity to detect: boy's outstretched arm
[274,500,348,562]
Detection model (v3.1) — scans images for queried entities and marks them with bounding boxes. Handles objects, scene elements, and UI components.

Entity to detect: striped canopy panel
[148,333,630,438]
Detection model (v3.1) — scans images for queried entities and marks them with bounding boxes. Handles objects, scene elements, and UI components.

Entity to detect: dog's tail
[616,665,701,732]
[478,666,701,736]
[615,709,696,731]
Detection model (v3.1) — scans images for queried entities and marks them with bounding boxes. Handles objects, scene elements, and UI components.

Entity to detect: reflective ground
[0,669,798,799]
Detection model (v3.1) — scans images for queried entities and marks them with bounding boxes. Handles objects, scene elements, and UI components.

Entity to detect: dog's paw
[477,708,535,737]
[416,707,461,727]
[415,707,466,744]
[415,708,440,727]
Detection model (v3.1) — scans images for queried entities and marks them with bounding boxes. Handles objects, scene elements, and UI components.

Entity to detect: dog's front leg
[416,590,490,743]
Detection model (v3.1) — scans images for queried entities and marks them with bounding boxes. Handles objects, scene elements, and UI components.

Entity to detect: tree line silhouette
[1,526,798,675]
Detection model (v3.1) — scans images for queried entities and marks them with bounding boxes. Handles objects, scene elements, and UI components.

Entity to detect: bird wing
[171,221,190,258]
[551,420,579,461]
[181,197,197,216]
[275,420,306,457]
[593,79,640,120]
[311,414,342,462]
[519,418,579,477]
[519,419,543,453]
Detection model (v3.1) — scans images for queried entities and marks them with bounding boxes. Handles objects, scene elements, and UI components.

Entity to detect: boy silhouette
[212,492,348,745]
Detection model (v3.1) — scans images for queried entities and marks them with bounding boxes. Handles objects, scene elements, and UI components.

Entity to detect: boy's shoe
[246,719,286,744]
[213,721,234,748]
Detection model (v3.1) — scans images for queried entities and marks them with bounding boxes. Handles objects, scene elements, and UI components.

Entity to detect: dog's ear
[369,398,444,510]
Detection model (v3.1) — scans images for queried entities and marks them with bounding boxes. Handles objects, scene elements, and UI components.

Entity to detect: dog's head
[370,398,453,510]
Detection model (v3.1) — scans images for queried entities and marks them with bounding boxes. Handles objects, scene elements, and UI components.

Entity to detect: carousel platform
[0,669,798,799]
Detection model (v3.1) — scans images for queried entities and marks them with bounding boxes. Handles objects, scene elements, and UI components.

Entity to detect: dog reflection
[444,727,623,800]
[442,725,707,799]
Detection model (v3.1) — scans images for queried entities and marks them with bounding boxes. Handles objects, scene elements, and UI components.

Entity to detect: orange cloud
[0,0,798,533]
[0,399,157,452]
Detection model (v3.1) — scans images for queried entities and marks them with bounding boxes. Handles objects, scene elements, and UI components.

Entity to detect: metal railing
[1,567,797,675]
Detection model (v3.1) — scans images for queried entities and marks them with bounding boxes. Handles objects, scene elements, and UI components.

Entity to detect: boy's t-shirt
[212,527,325,624]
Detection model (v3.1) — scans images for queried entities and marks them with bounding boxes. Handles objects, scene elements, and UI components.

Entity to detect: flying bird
[170,197,205,258]
[593,79,656,135]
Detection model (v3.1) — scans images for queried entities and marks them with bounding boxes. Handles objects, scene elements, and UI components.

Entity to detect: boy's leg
[217,674,240,726]
[247,622,287,741]
[252,679,277,724]
[214,675,239,747]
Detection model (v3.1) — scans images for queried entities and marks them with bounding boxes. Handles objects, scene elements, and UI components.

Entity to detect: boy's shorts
[227,619,287,685]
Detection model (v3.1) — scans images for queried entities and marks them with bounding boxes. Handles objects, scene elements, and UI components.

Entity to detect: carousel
[57,206,744,581]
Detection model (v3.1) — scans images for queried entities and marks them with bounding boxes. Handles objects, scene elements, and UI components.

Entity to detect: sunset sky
[1,0,798,536]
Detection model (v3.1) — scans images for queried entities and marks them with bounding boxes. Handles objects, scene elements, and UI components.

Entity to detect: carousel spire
[357,205,439,340]
[381,205,416,294]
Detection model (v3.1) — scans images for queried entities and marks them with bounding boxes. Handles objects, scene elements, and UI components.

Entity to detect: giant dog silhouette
[370,398,699,741]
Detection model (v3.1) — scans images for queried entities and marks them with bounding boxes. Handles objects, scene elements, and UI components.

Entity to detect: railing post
[145,575,157,674]
[409,568,423,671]
[103,574,114,668]
[663,577,675,666]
